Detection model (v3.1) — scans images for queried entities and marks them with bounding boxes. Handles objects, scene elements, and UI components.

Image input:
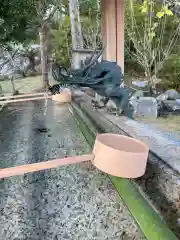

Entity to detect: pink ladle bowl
[52,89,72,103]
[92,133,149,178]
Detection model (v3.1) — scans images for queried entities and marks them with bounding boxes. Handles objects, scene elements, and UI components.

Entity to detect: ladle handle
[0,92,49,100]
[0,96,52,104]
[0,154,94,179]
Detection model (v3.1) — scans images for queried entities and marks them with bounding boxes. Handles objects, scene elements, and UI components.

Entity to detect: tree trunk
[10,76,19,95]
[11,77,16,93]
[68,0,83,68]
[39,26,49,88]
[29,57,36,72]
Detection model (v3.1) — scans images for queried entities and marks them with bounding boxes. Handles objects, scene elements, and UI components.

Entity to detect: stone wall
[72,90,180,238]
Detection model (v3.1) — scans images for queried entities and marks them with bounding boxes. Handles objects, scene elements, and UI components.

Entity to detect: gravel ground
[0,100,144,240]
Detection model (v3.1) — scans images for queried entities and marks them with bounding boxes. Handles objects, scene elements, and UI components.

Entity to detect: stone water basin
[0,100,145,240]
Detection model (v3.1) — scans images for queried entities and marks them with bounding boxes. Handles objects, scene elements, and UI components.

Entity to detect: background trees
[0,0,180,90]
[125,0,180,89]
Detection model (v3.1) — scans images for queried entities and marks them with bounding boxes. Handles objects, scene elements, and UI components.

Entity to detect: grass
[0,75,57,95]
[136,116,180,134]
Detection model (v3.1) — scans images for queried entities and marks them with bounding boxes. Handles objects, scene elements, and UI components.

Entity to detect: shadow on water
[0,106,23,168]
[0,100,53,168]
[0,106,23,226]
[20,100,58,238]
[0,100,56,237]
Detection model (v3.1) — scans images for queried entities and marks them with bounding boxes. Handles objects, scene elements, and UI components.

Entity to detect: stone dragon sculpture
[49,49,135,119]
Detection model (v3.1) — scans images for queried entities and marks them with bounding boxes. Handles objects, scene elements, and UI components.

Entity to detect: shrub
[158,54,180,89]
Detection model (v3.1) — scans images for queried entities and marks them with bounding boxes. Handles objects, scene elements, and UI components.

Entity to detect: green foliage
[51,16,71,67]
[80,0,101,48]
[125,0,178,57]
[20,47,37,59]
[20,47,39,72]
[50,0,101,67]
[159,54,180,89]
[125,0,180,83]
[81,16,101,48]
[79,0,99,17]
[0,0,37,43]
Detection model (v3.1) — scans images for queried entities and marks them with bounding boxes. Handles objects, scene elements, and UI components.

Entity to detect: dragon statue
[49,49,135,119]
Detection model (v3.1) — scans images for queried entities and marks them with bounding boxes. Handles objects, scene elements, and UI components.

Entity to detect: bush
[158,54,180,89]
[26,71,37,77]
[50,16,71,68]
[125,48,145,76]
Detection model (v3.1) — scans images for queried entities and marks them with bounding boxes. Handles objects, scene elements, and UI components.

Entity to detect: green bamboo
[71,103,178,240]
[111,177,177,240]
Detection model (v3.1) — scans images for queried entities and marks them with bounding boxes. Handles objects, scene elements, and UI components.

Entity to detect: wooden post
[100,0,124,74]
[116,0,124,74]
[100,0,106,60]
[101,0,117,62]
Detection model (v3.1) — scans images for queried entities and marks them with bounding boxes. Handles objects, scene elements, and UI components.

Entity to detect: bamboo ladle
[0,90,149,179]
[0,133,149,179]
[0,88,72,104]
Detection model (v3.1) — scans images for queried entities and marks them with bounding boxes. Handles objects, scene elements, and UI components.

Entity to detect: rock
[91,99,105,108]
[161,100,180,112]
[106,99,117,110]
[131,90,144,99]
[129,90,144,110]
[94,93,105,102]
[120,81,124,88]
[157,89,180,101]
[156,93,168,101]
[134,97,158,118]
[165,89,180,100]
[176,99,180,105]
